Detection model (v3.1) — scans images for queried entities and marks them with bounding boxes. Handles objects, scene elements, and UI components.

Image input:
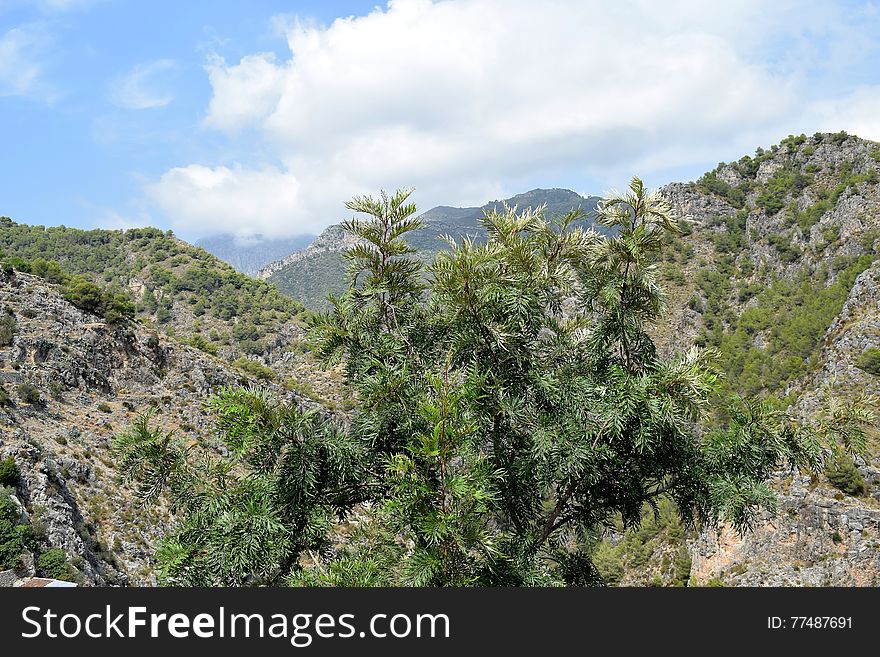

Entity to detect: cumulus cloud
[146,164,308,238]
[148,0,880,238]
[108,59,176,110]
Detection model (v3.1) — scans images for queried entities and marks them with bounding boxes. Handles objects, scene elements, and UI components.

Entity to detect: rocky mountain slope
[259,188,602,310]
[195,233,314,276]
[599,131,880,586]
[0,270,317,585]
[0,220,343,410]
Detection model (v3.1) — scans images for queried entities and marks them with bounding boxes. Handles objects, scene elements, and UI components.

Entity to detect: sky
[1,0,879,242]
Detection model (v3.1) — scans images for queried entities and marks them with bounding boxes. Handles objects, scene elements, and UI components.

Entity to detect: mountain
[258,188,602,310]
[195,233,315,276]
[596,131,880,586]
[0,221,342,408]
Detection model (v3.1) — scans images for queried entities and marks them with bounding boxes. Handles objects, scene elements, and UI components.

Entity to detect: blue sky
[1,1,879,242]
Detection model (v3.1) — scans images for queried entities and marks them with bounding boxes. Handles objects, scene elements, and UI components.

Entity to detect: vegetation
[114,181,874,586]
[591,498,690,586]
[0,219,305,353]
[825,457,868,496]
[36,548,75,580]
[232,358,276,381]
[856,347,880,376]
[697,257,873,398]
[63,275,135,324]
[16,383,41,405]
[0,487,35,570]
[0,308,15,346]
[0,458,20,487]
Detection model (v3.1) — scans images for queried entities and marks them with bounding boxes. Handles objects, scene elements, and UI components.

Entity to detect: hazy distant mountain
[196,233,315,276]
[259,188,603,309]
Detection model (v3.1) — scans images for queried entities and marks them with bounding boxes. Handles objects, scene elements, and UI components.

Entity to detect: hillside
[0,270,314,585]
[195,233,315,276]
[259,188,602,310]
[595,131,880,586]
[0,220,342,409]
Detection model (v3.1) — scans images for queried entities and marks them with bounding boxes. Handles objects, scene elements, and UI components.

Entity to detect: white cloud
[108,59,175,110]
[808,85,880,140]
[0,26,45,97]
[92,209,152,231]
[148,0,880,237]
[145,164,306,238]
[203,53,285,133]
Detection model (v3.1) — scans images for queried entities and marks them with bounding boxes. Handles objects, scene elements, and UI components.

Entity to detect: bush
[0,387,9,407]
[48,380,64,401]
[187,333,218,356]
[36,548,74,580]
[0,311,15,346]
[62,276,134,324]
[0,457,20,486]
[97,402,112,413]
[825,457,868,496]
[16,383,40,405]
[856,347,880,376]
[0,488,35,569]
[232,357,276,381]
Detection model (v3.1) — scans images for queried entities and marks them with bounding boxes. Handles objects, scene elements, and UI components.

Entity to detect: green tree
[116,180,874,587]
[0,458,19,487]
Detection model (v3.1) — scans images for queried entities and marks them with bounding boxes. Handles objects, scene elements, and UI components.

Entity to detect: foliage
[0,308,15,346]
[187,333,218,356]
[0,458,20,487]
[0,487,35,570]
[62,275,135,324]
[232,358,276,381]
[112,396,364,585]
[825,456,868,497]
[591,497,688,586]
[756,168,812,216]
[698,258,873,397]
[856,347,880,376]
[117,181,875,587]
[36,548,75,580]
[16,383,41,405]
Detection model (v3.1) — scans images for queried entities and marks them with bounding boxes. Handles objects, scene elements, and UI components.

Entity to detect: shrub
[825,457,868,496]
[0,457,20,486]
[0,387,9,407]
[232,357,276,381]
[0,311,15,347]
[856,347,880,376]
[0,488,35,569]
[48,380,64,401]
[187,333,218,356]
[97,402,112,413]
[16,383,40,405]
[36,548,74,580]
[62,276,134,324]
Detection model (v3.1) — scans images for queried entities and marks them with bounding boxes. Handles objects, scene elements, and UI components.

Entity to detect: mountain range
[256,188,603,310]
[195,233,315,277]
